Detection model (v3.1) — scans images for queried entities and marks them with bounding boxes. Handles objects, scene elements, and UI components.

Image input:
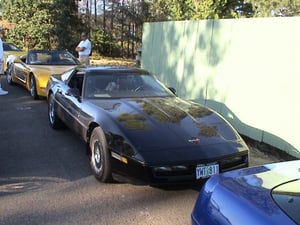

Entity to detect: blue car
[191,160,300,225]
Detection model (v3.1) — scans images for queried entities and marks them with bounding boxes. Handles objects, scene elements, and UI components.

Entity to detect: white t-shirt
[77,39,91,56]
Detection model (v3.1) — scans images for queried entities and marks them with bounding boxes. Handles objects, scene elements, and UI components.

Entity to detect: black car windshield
[3,43,22,51]
[272,179,300,224]
[83,73,175,98]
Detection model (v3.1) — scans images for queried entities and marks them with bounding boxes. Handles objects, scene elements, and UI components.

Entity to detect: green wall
[142,17,300,158]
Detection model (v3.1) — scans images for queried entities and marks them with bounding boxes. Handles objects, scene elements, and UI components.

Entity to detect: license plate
[196,163,219,179]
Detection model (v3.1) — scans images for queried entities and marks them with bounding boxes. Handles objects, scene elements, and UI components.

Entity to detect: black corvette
[46,66,249,184]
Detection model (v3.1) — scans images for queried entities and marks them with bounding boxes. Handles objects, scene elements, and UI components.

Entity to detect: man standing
[75,32,91,65]
[0,29,8,95]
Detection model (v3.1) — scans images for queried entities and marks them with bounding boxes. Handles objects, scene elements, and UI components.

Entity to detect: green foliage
[148,0,252,20]
[2,0,86,51]
[51,0,85,52]
[247,0,300,17]
[148,0,299,20]
[168,0,195,20]
[90,28,121,57]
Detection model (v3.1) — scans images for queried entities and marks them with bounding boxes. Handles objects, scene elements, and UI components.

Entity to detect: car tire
[30,75,39,100]
[90,127,112,183]
[48,94,65,129]
[6,63,14,85]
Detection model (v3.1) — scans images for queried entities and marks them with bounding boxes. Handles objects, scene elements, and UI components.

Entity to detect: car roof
[76,65,151,75]
[28,49,69,53]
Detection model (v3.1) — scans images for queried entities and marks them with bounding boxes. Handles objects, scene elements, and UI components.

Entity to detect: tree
[247,0,300,17]
[147,0,300,20]
[51,0,85,53]
[2,0,85,51]
[3,0,51,48]
[148,0,254,21]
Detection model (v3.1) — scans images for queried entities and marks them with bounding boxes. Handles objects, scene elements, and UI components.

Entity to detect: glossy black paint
[47,66,249,184]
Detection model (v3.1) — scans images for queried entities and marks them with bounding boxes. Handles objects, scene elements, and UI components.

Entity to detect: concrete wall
[141,17,300,158]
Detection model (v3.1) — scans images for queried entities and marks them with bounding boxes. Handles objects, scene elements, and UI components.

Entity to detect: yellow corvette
[6,49,80,99]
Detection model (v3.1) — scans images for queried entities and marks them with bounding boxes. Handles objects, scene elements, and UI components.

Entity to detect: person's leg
[0,59,4,75]
[83,55,89,65]
[79,55,89,65]
[0,59,8,95]
[85,56,90,65]
[78,55,85,65]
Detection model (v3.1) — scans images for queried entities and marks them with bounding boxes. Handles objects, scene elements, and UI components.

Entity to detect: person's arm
[75,41,86,52]
[76,46,86,52]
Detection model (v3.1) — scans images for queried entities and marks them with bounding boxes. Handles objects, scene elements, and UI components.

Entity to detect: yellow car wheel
[30,75,39,100]
[6,64,14,85]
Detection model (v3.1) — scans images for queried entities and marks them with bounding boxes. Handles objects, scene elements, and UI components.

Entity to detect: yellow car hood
[30,65,75,75]
[4,51,26,57]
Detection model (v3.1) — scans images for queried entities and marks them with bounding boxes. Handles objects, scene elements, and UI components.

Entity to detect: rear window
[272,179,300,224]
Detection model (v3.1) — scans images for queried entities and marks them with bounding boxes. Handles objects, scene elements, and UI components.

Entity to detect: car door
[68,73,94,140]
[55,70,86,136]
[13,57,31,85]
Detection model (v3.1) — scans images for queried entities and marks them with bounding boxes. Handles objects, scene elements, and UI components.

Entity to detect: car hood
[30,65,76,75]
[218,159,300,190]
[4,51,26,64]
[192,160,300,225]
[88,97,247,160]
[4,51,26,57]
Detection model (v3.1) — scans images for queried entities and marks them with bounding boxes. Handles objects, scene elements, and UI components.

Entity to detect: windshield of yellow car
[27,50,79,65]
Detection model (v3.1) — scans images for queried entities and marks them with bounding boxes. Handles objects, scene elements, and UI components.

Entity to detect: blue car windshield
[83,73,175,98]
[272,179,300,224]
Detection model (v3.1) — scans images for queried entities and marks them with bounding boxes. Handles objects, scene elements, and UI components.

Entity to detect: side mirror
[168,87,176,95]
[20,55,27,63]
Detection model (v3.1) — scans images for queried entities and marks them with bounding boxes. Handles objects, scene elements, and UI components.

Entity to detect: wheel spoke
[30,78,35,96]
[93,142,102,170]
[49,101,54,124]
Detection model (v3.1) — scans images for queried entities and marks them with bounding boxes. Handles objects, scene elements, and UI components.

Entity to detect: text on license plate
[196,163,219,179]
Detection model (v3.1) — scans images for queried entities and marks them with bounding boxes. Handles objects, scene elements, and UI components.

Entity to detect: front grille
[150,153,249,182]
[152,166,194,177]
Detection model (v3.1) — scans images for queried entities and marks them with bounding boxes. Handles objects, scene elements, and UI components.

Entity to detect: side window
[68,72,84,95]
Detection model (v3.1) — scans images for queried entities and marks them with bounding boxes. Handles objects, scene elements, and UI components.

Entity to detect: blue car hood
[193,160,300,225]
